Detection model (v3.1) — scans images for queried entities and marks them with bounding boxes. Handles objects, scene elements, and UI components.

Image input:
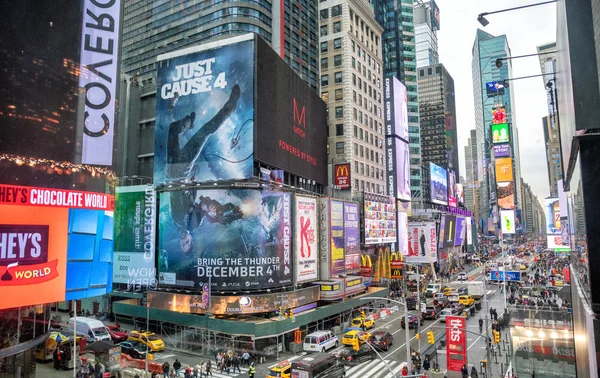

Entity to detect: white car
[457,272,468,281]
[440,309,454,322]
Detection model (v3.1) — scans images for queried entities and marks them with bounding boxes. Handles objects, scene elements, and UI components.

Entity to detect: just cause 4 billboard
[154,33,327,186]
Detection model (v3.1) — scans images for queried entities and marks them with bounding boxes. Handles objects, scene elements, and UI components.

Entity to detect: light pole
[400,262,422,353]
[477,1,557,26]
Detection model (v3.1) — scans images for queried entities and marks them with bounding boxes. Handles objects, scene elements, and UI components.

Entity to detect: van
[303,331,338,353]
[291,353,346,378]
[425,284,441,297]
[67,317,111,342]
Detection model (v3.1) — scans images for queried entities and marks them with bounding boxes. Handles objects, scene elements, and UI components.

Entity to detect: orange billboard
[495,158,513,182]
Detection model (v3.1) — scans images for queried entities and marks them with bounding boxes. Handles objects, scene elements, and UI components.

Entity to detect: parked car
[338,346,375,365]
[401,314,424,329]
[118,341,153,360]
[368,331,393,351]
[422,306,441,320]
[127,331,165,352]
[457,272,468,281]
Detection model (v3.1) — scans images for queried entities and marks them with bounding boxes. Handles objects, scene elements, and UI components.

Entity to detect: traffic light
[415,333,420,340]
[289,309,294,318]
[493,330,501,344]
[276,306,282,316]
[285,309,291,319]
[427,331,435,345]
[361,310,366,319]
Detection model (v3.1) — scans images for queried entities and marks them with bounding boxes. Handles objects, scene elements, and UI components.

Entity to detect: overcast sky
[435,0,556,203]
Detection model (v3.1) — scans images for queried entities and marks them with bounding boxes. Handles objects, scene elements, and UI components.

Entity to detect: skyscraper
[414,0,440,69]
[464,129,478,217]
[319,0,386,195]
[471,29,522,227]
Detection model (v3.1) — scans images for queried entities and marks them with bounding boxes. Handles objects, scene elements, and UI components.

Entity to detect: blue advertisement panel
[330,200,345,275]
[454,217,466,247]
[489,270,521,282]
[154,38,254,184]
[430,163,448,205]
[344,202,360,255]
[158,189,292,290]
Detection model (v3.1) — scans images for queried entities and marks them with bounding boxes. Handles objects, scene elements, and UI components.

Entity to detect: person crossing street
[248,362,256,378]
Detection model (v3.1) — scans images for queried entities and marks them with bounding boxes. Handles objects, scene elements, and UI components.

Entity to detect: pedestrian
[471,366,479,378]
[401,366,409,377]
[248,362,256,378]
[206,360,213,377]
[233,354,242,373]
[225,356,232,374]
[162,361,171,378]
[423,357,430,372]
[53,348,60,370]
[174,359,182,376]
[461,364,469,378]
[95,361,103,378]
[478,318,484,334]
[242,350,250,367]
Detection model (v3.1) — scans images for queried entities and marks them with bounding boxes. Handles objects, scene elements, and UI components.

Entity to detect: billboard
[154,36,255,184]
[113,186,157,290]
[384,77,409,142]
[294,195,318,283]
[330,200,345,275]
[157,189,292,290]
[386,137,411,201]
[497,181,515,210]
[260,168,283,186]
[334,163,351,190]
[397,212,409,256]
[493,143,511,158]
[545,198,561,235]
[501,210,516,234]
[439,215,457,248]
[515,209,524,234]
[0,184,115,309]
[454,217,466,246]
[547,235,565,249]
[147,285,319,315]
[491,123,510,144]
[455,183,464,206]
[364,193,397,244]
[492,107,507,124]
[446,316,467,371]
[486,81,505,97]
[466,217,473,245]
[447,170,457,208]
[495,158,514,182]
[406,222,437,264]
[430,163,448,206]
[344,202,360,272]
[255,37,328,185]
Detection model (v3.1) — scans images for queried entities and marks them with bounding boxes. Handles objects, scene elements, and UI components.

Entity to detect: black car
[369,331,393,351]
[401,314,424,329]
[422,306,441,320]
[339,346,375,365]
[118,341,151,360]
[433,297,449,309]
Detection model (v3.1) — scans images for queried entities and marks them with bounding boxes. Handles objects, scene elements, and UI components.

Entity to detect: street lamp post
[477,1,557,26]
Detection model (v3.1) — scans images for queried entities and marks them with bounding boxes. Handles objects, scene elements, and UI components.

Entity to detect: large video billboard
[495,158,514,182]
[384,77,409,142]
[0,184,115,309]
[397,212,409,256]
[386,137,411,201]
[454,217,466,246]
[330,200,345,275]
[364,193,397,244]
[406,222,437,264]
[113,186,157,291]
[493,144,511,158]
[154,36,254,184]
[344,202,360,273]
[497,181,515,210]
[439,215,457,248]
[501,210,516,235]
[492,107,507,124]
[158,189,292,290]
[448,170,457,208]
[430,163,448,205]
[294,195,318,283]
[545,198,561,235]
[491,123,510,144]
[255,37,328,185]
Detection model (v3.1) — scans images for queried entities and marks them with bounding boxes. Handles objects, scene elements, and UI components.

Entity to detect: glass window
[335,106,343,118]
[320,25,328,37]
[320,8,329,19]
[321,41,328,53]
[321,75,328,86]
[321,91,329,102]
[359,128,363,140]
[335,124,344,136]
[334,38,342,49]
[336,141,344,154]
[321,57,328,70]
[333,21,341,33]
[354,125,358,137]
[354,143,358,155]
[335,88,343,100]
[334,54,342,66]
[332,5,342,16]
[334,71,342,83]
[352,57,355,68]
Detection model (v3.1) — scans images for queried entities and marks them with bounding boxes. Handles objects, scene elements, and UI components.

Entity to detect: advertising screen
[330,200,345,275]
[486,81,505,97]
[515,209,524,233]
[294,195,318,283]
[545,198,561,235]
[0,184,115,309]
[547,235,565,249]
[406,222,437,264]
[447,170,457,208]
[397,212,409,256]
[454,217,466,246]
[495,158,514,182]
[455,183,464,206]
[113,186,157,291]
[386,137,411,201]
[491,123,510,144]
[158,189,292,290]
[497,181,515,210]
[446,316,468,372]
[492,107,507,124]
[501,210,516,234]
[334,163,351,190]
[154,36,254,184]
[466,217,473,245]
[364,193,397,244]
[493,143,511,158]
[441,215,457,248]
[260,168,283,186]
[255,37,328,185]
[430,163,448,205]
[147,285,319,315]
[344,202,360,270]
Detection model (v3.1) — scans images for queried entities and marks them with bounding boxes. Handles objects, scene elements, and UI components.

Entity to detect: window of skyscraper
[320,25,328,36]
[336,124,344,136]
[321,57,328,70]
[336,142,344,154]
[320,9,328,19]
[334,38,341,49]
[334,21,341,33]
[334,54,342,67]
[335,106,343,118]
[321,41,328,53]
[321,75,329,86]
[321,92,329,102]
[335,88,343,100]
[334,71,342,83]
[332,5,342,17]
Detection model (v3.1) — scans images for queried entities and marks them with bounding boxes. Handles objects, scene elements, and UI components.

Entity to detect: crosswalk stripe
[364,361,399,378]
[345,359,382,376]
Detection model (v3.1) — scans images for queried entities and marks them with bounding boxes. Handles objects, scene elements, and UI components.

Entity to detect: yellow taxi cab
[443,287,454,296]
[127,331,165,352]
[554,280,564,287]
[342,330,371,346]
[267,360,291,378]
[458,295,474,307]
[350,317,374,330]
[519,265,527,270]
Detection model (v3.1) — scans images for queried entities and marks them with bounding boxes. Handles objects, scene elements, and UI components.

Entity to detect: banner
[497,181,515,210]
[158,189,292,290]
[466,217,473,245]
[493,143,510,158]
[364,193,397,244]
[294,195,318,283]
[439,215,457,248]
[454,217,466,246]
[397,212,409,256]
[330,200,345,275]
[430,163,448,205]
[501,210,516,235]
[147,286,319,315]
[446,316,467,371]
[406,222,437,264]
[447,170,457,208]
[495,158,513,182]
[334,163,351,190]
[344,202,360,272]
[154,37,255,184]
[545,198,560,235]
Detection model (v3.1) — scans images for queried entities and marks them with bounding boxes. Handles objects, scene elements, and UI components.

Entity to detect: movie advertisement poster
[448,170,457,208]
[364,193,397,244]
[294,195,318,283]
[158,189,292,290]
[154,37,255,184]
[406,222,437,264]
[430,163,448,205]
[344,202,360,255]
[497,181,515,210]
[545,198,561,235]
[454,217,466,247]
[330,200,345,275]
[113,186,157,290]
[397,212,409,256]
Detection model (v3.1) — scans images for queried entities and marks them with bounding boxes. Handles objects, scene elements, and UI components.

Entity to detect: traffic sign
[490,270,521,282]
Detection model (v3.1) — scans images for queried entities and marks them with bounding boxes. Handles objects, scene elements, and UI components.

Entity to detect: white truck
[467,281,485,300]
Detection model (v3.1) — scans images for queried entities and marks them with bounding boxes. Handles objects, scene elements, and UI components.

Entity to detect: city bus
[291,353,346,378]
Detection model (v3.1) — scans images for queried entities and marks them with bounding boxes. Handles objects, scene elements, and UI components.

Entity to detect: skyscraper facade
[464,129,478,217]
[414,0,439,69]
[472,29,522,229]
[320,0,386,195]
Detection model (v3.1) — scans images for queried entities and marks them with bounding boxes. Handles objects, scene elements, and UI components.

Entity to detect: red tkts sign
[445,316,467,371]
[334,163,351,190]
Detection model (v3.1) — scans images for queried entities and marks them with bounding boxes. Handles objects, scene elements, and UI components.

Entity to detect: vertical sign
[446,316,467,371]
[334,164,351,190]
[344,202,360,272]
[318,198,331,280]
[330,200,345,275]
[295,195,318,283]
